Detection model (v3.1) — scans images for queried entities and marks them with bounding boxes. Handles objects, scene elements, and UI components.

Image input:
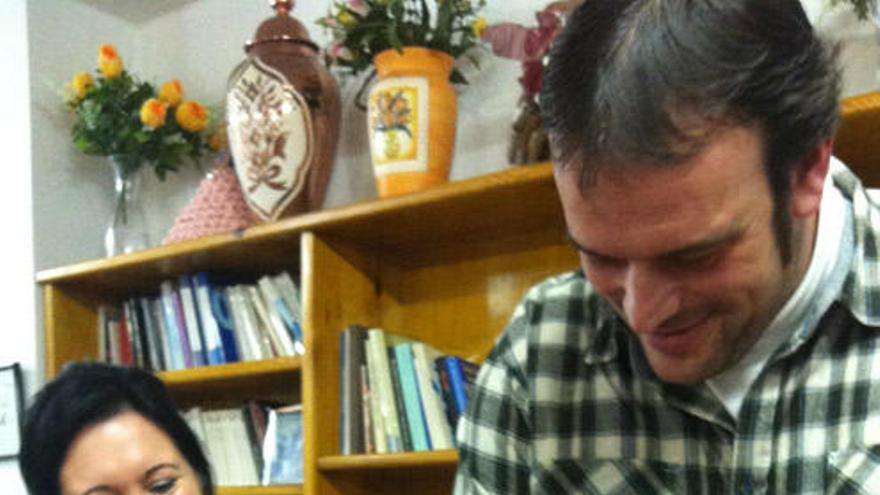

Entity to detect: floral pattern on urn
[227,0,340,221]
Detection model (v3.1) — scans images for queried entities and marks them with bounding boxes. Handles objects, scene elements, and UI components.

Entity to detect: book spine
[159,282,185,370]
[394,344,430,451]
[360,363,375,454]
[209,285,240,363]
[170,283,193,369]
[178,276,206,367]
[136,297,161,371]
[366,329,403,453]
[123,301,142,368]
[388,349,412,451]
[117,307,133,366]
[339,326,366,455]
[412,343,453,450]
[445,357,470,416]
[193,273,226,366]
[363,336,387,453]
[434,359,458,433]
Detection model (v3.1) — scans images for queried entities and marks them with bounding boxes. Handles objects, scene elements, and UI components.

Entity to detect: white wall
[0,0,36,492]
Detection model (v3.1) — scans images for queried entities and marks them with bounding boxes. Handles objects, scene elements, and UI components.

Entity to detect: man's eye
[674,250,722,270]
[584,252,624,269]
[148,479,177,494]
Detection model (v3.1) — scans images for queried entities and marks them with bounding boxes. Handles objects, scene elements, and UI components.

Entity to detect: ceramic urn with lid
[227,0,340,221]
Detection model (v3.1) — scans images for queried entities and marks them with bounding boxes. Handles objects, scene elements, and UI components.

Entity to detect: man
[455,1,880,493]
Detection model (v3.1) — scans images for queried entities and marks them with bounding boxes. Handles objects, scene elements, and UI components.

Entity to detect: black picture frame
[0,363,24,458]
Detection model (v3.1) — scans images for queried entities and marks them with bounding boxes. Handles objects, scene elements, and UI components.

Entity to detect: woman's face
[60,411,202,495]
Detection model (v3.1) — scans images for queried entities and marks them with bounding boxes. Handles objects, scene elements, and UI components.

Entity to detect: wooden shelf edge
[216,484,302,495]
[317,449,459,472]
[157,356,302,386]
[35,163,553,285]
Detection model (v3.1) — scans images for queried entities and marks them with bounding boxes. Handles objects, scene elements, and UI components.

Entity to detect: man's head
[542,0,840,383]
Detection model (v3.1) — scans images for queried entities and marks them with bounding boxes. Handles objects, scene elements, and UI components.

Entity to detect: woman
[19,362,213,495]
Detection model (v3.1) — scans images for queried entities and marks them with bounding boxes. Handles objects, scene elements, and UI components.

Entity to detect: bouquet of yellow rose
[65,44,211,180]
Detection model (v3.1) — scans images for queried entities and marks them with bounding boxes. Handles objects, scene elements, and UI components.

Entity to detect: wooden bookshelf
[217,486,302,495]
[38,162,579,494]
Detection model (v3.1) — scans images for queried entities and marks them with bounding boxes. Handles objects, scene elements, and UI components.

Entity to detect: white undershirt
[706,164,846,419]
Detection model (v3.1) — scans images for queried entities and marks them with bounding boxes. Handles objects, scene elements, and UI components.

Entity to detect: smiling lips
[641,315,713,356]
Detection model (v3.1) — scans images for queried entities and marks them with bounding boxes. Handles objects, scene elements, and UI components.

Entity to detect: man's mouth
[642,315,712,356]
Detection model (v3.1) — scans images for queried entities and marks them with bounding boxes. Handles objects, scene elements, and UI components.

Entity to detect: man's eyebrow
[564,232,619,260]
[565,229,743,261]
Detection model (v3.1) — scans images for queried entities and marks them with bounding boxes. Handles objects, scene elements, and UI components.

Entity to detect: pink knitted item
[163,161,260,245]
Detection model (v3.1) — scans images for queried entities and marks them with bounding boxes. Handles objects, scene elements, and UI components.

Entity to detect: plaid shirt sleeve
[454,289,535,494]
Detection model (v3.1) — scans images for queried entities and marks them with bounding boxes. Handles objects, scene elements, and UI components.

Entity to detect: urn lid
[246,0,318,52]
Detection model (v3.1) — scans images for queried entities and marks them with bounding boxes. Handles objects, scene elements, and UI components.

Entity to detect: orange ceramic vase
[367,47,457,197]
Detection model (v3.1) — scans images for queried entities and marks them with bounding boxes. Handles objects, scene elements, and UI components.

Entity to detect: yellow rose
[472,17,488,39]
[70,72,94,100]
[140,98,168,129]
[207,124,228,152]
[175,101,208,133]
[158,80,183,107]
[337,10,356,27]
[97,44,123,79]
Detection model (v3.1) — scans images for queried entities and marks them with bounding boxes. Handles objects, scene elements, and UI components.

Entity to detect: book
[150,297,174,372]
[159,281,186,370]
[248,285,291,357]
[209,284,240,363]
[122,301,142,368]
[363,337,387,453]
[411,342,453,450]
[192,273,226,365]
[242,400,269,475]
[178,275,207,367]
[255,278,299,356]
[200,409,233,486]
[117,307,133,366]
[97,305,109,364]
[393,343,431,451]
[137,297,164,371]
[365,328,403,453]
[360,363,375,454]
[438,356,480,427]
[221,408,260,486]
[339,325,367,455]
[262,405,304,485]
[228,285,271,361]
[272,272,305,353]
[387,349,413,451]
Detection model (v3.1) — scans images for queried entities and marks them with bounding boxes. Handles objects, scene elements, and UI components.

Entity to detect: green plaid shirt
[454,164,880,494]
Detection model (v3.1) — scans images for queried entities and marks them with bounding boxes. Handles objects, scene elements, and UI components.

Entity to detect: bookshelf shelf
[39,162,578,494]
[217,485,302,495]
[317,450,458,471]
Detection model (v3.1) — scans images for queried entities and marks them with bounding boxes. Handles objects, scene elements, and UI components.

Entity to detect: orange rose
[140,98,168,129]
[97,44,123,79]
[70,72,94,100]
[175,101,208,133]
[158,80,183,107]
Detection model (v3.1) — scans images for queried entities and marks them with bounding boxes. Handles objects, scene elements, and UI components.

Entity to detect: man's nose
[621,263,680,333]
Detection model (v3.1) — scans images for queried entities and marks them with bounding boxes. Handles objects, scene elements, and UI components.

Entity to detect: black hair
[18,362,214,495]
[541,0,841,262]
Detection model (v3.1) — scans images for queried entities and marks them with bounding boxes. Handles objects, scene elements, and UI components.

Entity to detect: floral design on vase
[367,77,428,177]
[227,57,315,221]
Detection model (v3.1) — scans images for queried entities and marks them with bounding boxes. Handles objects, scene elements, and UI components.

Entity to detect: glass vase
[105,154,150,257]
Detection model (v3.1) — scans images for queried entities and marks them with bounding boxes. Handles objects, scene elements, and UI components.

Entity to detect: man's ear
[790,138,833,219]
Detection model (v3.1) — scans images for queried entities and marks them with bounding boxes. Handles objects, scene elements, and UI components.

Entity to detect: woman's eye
[148,479,177,494]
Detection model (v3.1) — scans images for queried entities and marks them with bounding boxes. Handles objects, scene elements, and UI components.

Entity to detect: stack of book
[339,325,479,455]
[97,271,304,371]
[183,401,303,486]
